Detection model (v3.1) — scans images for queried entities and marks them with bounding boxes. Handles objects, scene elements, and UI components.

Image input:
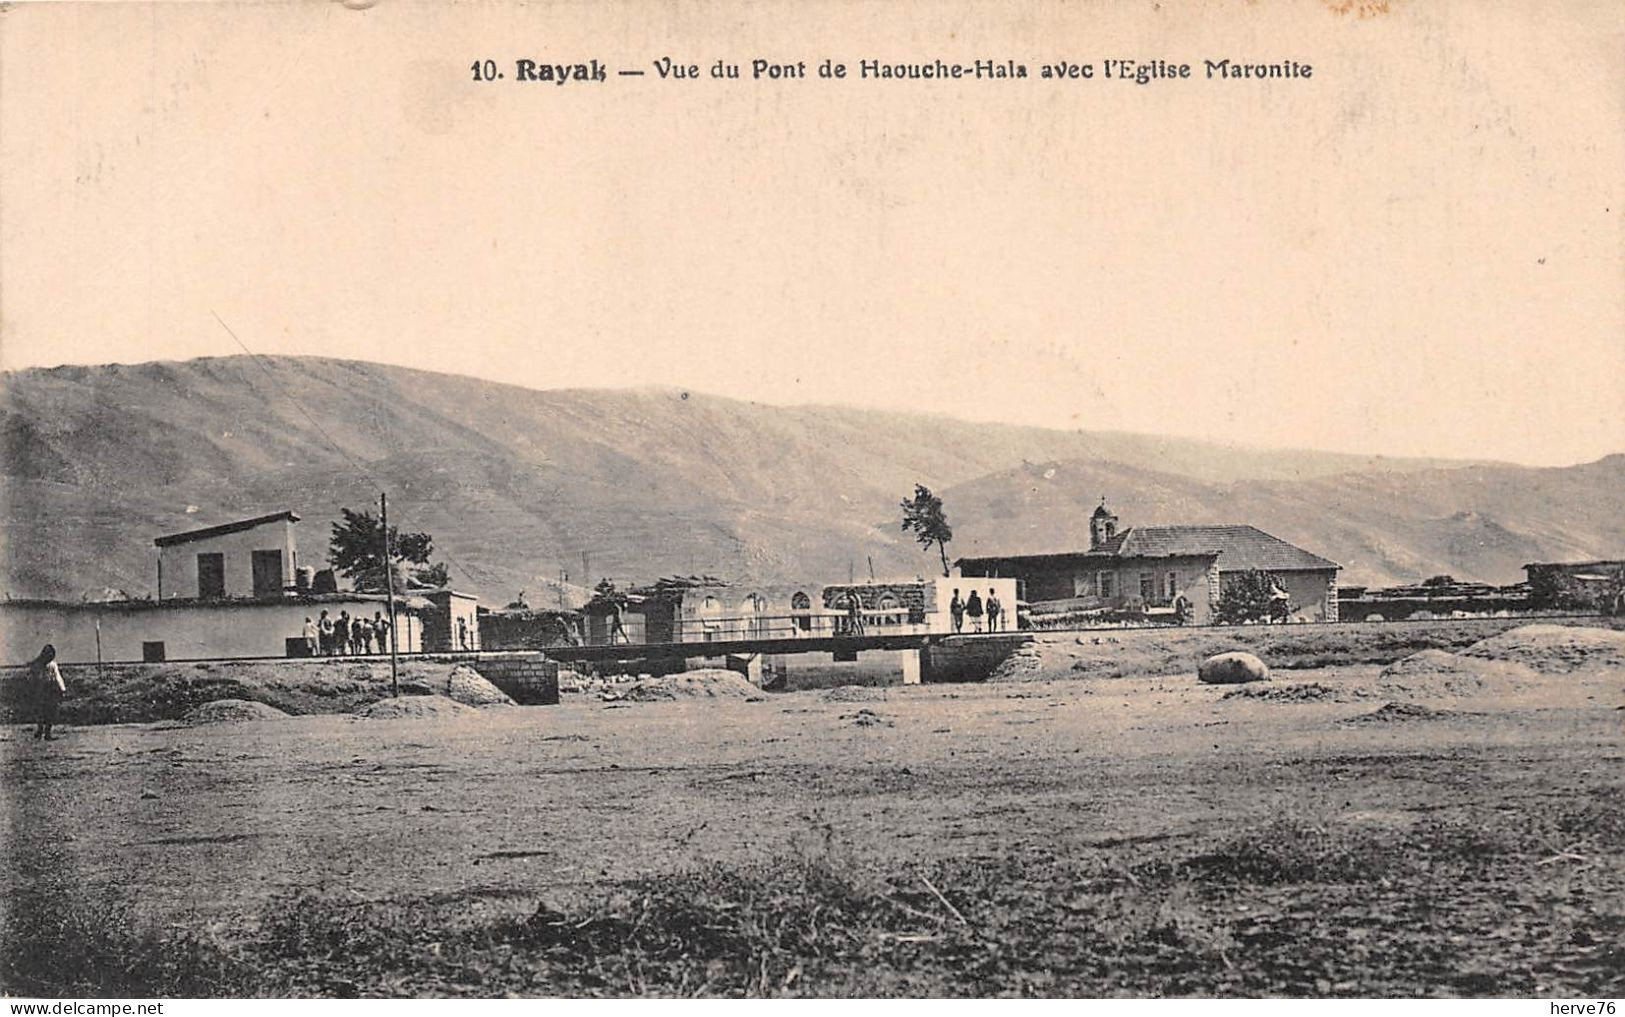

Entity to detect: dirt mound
[988,643,1045,680]
[843,708,894,728]
[181,699,290,724]
[605,669,765,703]
[821,686,889,703]
[1460,625,1625,675]
[1224,682,1342,703]
[1345,701,1460,724]
[1377,649,1543,699]
[354,695,474,719]
[400,664,514,707]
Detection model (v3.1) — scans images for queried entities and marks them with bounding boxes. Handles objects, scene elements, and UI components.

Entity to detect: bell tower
[1090,498,1119,550]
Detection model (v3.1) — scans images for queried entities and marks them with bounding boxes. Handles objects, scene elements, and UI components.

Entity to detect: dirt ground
[3,629,1623,997]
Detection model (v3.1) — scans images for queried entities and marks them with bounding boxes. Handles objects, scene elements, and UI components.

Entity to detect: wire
[210,312,493,592]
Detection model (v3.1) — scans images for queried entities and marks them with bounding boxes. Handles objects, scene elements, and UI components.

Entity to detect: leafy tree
[900,484,954,577]
[1606,567,1625,617]
[1528,569,1595,612]
[328,507,448,592]
[1530,565,1625,615]
[1214,569,1290,624]
[414,562,451,589]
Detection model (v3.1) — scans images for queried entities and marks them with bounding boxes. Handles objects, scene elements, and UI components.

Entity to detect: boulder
[1198,651,1270,685]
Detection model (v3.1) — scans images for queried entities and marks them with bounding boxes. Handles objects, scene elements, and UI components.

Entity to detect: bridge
[546,606,1030,684]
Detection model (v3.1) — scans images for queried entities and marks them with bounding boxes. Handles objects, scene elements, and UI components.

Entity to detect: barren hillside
[2,356,1618,600]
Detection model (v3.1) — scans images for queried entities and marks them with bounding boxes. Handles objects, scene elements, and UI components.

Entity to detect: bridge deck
[545,631,1029,663]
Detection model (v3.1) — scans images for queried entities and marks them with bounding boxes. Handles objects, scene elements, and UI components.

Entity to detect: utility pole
[381,491,400,698]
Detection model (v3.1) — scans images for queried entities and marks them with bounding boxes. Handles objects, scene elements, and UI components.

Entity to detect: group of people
[302,609,392,657]
[949,587,1005,633]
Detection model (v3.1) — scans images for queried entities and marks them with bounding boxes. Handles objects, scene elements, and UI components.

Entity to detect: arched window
[791,591,812,633]
[877,593,901,627]
[700,596,723,641]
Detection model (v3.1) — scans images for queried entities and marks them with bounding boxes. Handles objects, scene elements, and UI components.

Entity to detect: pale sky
[2,0,1621,466]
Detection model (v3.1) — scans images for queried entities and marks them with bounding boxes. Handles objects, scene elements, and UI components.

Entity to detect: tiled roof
[1115,525,1340,572]
[958,525,1339,573]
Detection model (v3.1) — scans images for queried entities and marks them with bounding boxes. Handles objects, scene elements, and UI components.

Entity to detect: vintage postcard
[1,0,1621,1002]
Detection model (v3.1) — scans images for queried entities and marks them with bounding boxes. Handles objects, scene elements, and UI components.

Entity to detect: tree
[900,484,954,577]
[1531,565,1625,615]
[1214,569,1290,625]
[1606,567,1625,617]
[328,507,448,592]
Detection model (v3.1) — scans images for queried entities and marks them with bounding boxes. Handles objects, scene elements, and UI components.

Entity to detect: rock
[1198,652,1270,685]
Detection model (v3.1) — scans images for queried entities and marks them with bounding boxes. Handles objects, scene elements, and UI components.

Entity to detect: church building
[956,501,1340,624]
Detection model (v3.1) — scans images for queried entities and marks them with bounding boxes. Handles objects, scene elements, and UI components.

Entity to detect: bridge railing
[593,608,962,646]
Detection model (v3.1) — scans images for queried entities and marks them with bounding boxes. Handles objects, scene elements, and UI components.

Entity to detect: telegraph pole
[381,491,400,698]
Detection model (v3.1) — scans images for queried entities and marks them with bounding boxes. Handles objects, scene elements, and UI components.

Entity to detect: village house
[956,501,1340,624]
[1,510,437,663]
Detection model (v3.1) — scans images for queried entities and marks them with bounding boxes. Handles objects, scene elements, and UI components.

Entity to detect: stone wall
[922,636,1030,682]
[419,651,560,705]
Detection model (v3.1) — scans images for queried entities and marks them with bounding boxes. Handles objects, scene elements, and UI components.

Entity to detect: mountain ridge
[2,355,1619,601]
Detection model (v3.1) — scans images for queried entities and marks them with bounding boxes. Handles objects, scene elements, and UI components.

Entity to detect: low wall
[417,652,560,705]
[923,636,1031,683]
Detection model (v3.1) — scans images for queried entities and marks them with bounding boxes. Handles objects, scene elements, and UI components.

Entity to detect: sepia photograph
[1,0,1622,1003]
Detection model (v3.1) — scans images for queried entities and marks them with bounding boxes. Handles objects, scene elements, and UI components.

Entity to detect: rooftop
[2,591,431,613]
[960,524,1340,573]
[154,511,300,547]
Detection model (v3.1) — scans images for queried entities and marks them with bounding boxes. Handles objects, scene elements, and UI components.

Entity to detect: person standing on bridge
[950,589,965,633]
[986,589,1003,632]
[843,593,865,637]
[966,589,984,633]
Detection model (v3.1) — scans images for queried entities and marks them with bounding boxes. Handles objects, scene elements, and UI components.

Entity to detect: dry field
[2,625,1623,997]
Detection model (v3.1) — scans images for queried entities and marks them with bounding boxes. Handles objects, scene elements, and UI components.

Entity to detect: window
[1139,573,1155,603]
[197,553,225,599]
[741,594,766,637]
[1168,572,1179,600]
[252,550,284,597]
[791,591,812,632]
[142,641,166,662]
[700,596,722,641]
[1098,572,1114,599]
